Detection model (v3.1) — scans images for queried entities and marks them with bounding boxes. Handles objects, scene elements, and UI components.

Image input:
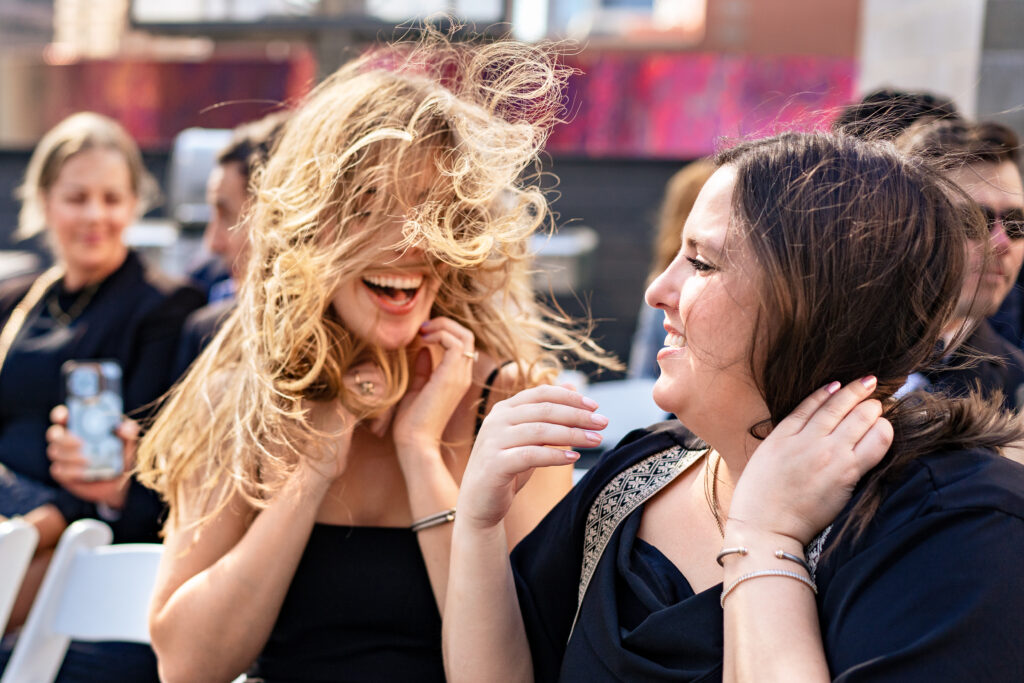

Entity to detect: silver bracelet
[410,508,456,533]
[720,569,817,608]
[774,549,813,576]
[716,546,749,566]
[716,546,811,576]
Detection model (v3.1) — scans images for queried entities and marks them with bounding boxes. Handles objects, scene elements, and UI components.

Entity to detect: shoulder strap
[0,265,64,375]
[569,444,706,639]
[567,444,835,641]
[474,364,505,436]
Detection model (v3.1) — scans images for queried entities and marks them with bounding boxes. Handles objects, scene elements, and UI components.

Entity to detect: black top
[926,319,1024,409]
[172,298,235,378]
[252,524,445,683]
[250,367,509,681]
[0,251,204,541]
[511,421,1024,682]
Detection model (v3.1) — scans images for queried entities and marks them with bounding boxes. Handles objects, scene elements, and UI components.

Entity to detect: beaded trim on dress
[570,444,705,638]
[570,444,836,639]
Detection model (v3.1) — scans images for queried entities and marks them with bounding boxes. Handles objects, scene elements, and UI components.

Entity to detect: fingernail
[825,381,841,395]
[581,396,598,410]
[420,321,430,329]
[860,375,877,390]
[584,430,603,444]
[565,450,580,461]
[590,413,609,427]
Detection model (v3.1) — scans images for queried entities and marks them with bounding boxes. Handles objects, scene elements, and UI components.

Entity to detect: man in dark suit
[898,117,1024,408]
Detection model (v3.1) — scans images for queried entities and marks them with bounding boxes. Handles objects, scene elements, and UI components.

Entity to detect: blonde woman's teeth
[664,332,686,348]
[363,274,423,290]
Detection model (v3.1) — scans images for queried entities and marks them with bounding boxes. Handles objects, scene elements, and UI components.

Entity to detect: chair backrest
[1,519,163,683]
[0,518,39,633]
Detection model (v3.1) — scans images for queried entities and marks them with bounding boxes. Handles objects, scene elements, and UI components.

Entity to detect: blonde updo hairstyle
[16,112,159,241]
[137,32,616,530]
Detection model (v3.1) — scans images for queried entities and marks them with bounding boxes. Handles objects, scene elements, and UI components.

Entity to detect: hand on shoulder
[727,377,893,546]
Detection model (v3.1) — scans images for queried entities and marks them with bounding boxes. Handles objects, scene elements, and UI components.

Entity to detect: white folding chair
[0,518,39,633]
[1,519,162,683]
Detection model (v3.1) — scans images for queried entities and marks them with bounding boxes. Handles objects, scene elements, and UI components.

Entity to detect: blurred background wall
[0,0,1021,374]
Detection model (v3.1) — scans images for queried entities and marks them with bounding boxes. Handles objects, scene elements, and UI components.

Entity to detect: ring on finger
[463,350,479,362]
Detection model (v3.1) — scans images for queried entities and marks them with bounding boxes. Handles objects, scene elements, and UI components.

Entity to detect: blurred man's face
[204,160,250,280]
[949,160,1024,320]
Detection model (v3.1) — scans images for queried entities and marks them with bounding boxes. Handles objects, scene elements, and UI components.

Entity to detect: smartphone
[62,360,124,481]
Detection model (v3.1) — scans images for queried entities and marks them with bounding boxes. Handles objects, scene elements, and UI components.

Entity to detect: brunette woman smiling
[447,132,1024,682]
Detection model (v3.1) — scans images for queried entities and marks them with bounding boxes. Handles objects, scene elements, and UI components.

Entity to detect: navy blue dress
[512,421,1024,682]
[0,252,203,683]
[0,251,204,540]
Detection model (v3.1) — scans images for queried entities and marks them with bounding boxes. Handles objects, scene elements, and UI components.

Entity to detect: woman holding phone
[0,113,202,680]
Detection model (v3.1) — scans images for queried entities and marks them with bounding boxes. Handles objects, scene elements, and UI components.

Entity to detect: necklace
[703,449,725,537]
[46,280,101,326]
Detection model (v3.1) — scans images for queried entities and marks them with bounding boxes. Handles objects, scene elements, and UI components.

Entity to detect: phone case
[62,360,124,481]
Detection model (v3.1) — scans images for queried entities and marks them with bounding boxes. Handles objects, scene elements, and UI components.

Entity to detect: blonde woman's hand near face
[727,376,893,546]
[392,317,477,454]
[301,369,374,482]
[458,385,607,530]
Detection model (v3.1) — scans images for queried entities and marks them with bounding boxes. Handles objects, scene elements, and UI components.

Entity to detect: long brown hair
[716,132,1024,541]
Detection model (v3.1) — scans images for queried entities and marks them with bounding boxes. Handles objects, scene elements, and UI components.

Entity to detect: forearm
[151,466,329,683]
[396,444,459,613]
[504,464,572,548]
[721,526,829,683]
[444,521,532,683]
[24,504,66,549]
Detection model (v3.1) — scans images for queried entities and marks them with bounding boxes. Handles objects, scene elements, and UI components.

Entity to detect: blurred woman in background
[0,111,203,680]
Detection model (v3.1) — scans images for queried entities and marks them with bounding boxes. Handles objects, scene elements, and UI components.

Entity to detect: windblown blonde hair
[136,32,617,530]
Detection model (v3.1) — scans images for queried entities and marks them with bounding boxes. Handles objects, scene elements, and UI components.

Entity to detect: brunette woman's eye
[685,255,715,273]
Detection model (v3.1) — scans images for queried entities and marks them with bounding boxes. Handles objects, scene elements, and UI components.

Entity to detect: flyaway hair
[136,30,618,532]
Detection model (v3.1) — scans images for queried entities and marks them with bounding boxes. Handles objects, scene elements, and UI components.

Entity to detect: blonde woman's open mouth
[361,273,425,315]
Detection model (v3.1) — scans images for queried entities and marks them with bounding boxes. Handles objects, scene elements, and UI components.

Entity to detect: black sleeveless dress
[250,366,506,682]
[252,525,444,682]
